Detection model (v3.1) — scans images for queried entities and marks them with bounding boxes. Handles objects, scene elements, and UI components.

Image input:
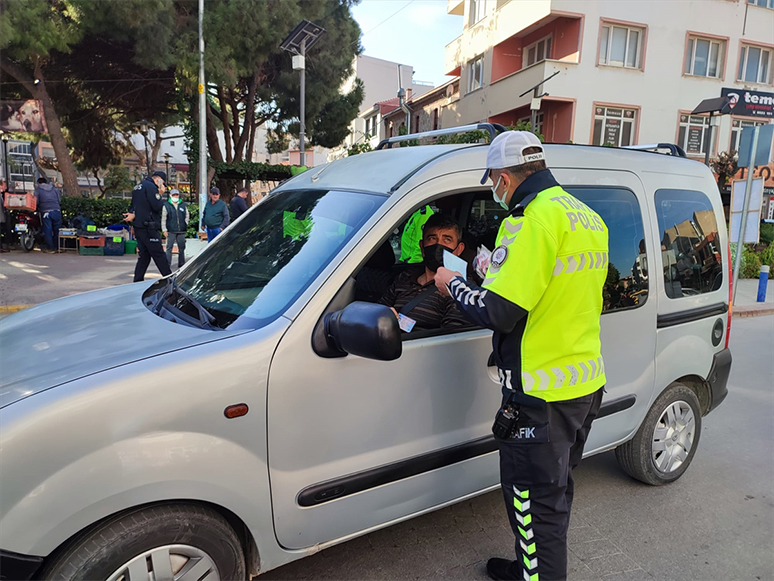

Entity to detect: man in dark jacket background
[161,188,189,269]
[33,177,62,253]
[125,171,172,281]
[201,187,230,242]
[230,187,249,221]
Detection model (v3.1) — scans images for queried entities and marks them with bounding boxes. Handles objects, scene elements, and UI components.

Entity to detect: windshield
[167,189,385,329]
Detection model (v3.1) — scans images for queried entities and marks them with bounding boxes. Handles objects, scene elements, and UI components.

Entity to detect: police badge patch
[156,193,161,199]
[491,245,508,267]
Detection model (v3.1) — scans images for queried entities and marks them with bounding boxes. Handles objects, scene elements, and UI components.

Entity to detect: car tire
[615,383,702,486]
[39,503,246,581]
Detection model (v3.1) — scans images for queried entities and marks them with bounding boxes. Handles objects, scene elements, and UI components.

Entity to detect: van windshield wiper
[152,276,176,314]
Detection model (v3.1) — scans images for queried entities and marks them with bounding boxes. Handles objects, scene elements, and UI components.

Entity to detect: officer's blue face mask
[491,175,508,210]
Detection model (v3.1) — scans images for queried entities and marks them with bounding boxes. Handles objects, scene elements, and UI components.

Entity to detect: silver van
[0,127,732,580]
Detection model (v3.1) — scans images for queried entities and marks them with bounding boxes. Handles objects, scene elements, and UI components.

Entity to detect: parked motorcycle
[13,211,44,252]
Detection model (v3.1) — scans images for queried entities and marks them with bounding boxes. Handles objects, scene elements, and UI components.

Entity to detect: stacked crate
[79,236,105,256]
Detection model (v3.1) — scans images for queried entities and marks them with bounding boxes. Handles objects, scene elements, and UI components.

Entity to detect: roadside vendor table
[58,232,79,253]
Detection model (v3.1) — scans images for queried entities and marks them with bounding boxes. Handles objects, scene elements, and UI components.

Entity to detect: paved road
[262,316,773,581]
[1,252,772,579]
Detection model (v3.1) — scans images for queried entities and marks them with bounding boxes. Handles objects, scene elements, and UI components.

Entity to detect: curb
[0,305,31,314]
[733,304,774,318]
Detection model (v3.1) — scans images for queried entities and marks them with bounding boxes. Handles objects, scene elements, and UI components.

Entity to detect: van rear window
[654,189,723,299]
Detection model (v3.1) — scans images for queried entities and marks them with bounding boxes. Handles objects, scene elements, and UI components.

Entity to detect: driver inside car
[379,213,470,332]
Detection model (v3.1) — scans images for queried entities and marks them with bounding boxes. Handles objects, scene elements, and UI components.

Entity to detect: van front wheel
[615,384,702,485]
[39,503,246,581]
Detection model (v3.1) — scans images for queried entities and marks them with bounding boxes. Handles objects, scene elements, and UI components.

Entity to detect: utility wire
[355,0,417,43]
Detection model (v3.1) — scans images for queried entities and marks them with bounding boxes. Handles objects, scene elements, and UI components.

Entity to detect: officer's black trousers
[498,388,603,581]
[134,227,172,282]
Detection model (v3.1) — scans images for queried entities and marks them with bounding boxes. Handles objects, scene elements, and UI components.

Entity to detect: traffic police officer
[435,131,609,581]
[126,170,172,282]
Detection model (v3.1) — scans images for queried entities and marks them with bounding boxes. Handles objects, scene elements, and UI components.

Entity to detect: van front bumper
[706,348,732,414]
[0,549,43,581]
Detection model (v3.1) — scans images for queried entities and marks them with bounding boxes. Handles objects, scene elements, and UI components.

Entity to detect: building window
[414,114,420,134]
[677,114,716,156]
[730,119,769,152]
[467,55,484,93]
[523,35,552,68]
[433,108,439,131]
[469,0,486,26]
[593,106,637,147]
[519,112,544,136]
[685,36,724,78]
[170,140,175,147]
[364,115,377,137]
[599,24,644,69]
[738,44,772,84]
[748,0,774,8]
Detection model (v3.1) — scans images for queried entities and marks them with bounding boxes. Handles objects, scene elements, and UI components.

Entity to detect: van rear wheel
[615,384,701,485]
[39,503,246,581]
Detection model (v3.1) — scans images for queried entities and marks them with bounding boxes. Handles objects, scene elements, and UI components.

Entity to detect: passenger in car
[379,213,469,331]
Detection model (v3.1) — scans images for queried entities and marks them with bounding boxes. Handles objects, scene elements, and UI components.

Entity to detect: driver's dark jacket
[379,265,468,331]
[129,178,164,230]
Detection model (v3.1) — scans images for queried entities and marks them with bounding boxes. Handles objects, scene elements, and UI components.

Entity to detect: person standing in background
[201,187,230,242]
[161,188,189,269]
[230,187,249,221]
[33,177,62,253]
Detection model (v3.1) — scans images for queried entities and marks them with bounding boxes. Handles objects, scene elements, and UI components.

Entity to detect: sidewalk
[733,278,774,317]
[0,238,207,312]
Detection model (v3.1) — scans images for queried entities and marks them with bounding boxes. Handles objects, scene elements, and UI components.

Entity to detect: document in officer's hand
[443,250,468,276]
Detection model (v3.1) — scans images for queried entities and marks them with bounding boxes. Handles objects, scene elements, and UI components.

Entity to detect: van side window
[566,187,648,312]
[654,189,723,299]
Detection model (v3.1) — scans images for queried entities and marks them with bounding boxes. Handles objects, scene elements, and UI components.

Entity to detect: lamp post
[280,20,326,167]
[163,153,171,181]
[135,120,151,175]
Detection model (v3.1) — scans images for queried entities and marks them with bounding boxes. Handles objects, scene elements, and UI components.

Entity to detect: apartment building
[445,0,774,163]
[330,55,434,159]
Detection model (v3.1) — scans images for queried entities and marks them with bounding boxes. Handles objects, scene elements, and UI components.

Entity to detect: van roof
[276,142,709,196]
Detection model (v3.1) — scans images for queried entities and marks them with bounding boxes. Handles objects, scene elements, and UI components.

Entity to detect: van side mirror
[324,302,402,361]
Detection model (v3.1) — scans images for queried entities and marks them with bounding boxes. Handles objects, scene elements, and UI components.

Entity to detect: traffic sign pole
[732,125,760,305]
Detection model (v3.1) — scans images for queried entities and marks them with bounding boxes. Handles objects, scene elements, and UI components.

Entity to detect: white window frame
[729,118,770,153]
[677,114,716,156]
[523,35,552,68]
[598,23,644,69]
[685,36,725,78]
[469,0,487,26]
[738,44,772,84]
[592,106,637,147]
[518,113,544,136]
[467,55,484,93]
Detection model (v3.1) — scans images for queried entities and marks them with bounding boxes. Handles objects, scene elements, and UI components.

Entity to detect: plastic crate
[104,237,125,256]
[79,236,105,247]
[79,246,104,256]
[3,193,36,212]
[125,240,137,254]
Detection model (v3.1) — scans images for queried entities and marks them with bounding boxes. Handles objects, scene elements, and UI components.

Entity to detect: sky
[351,0,462,87]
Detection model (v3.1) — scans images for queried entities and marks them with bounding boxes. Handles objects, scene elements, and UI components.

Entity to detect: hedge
[60,197,131,228]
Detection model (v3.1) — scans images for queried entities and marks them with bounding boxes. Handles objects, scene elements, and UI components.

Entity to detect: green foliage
[186,203,199,238]
[505,120,545,143]
[759,222,774,247]
[60,197,131,228]
[347,141,373,156]
[311,78,365,148]
[436,129,490,145]
[103,165,134,197]
[0,0,83,59]
[211,159,292,182]
[397,125,419,148]
[740,245,762,279]
[760,244,774,273]
[266,129,290,156]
